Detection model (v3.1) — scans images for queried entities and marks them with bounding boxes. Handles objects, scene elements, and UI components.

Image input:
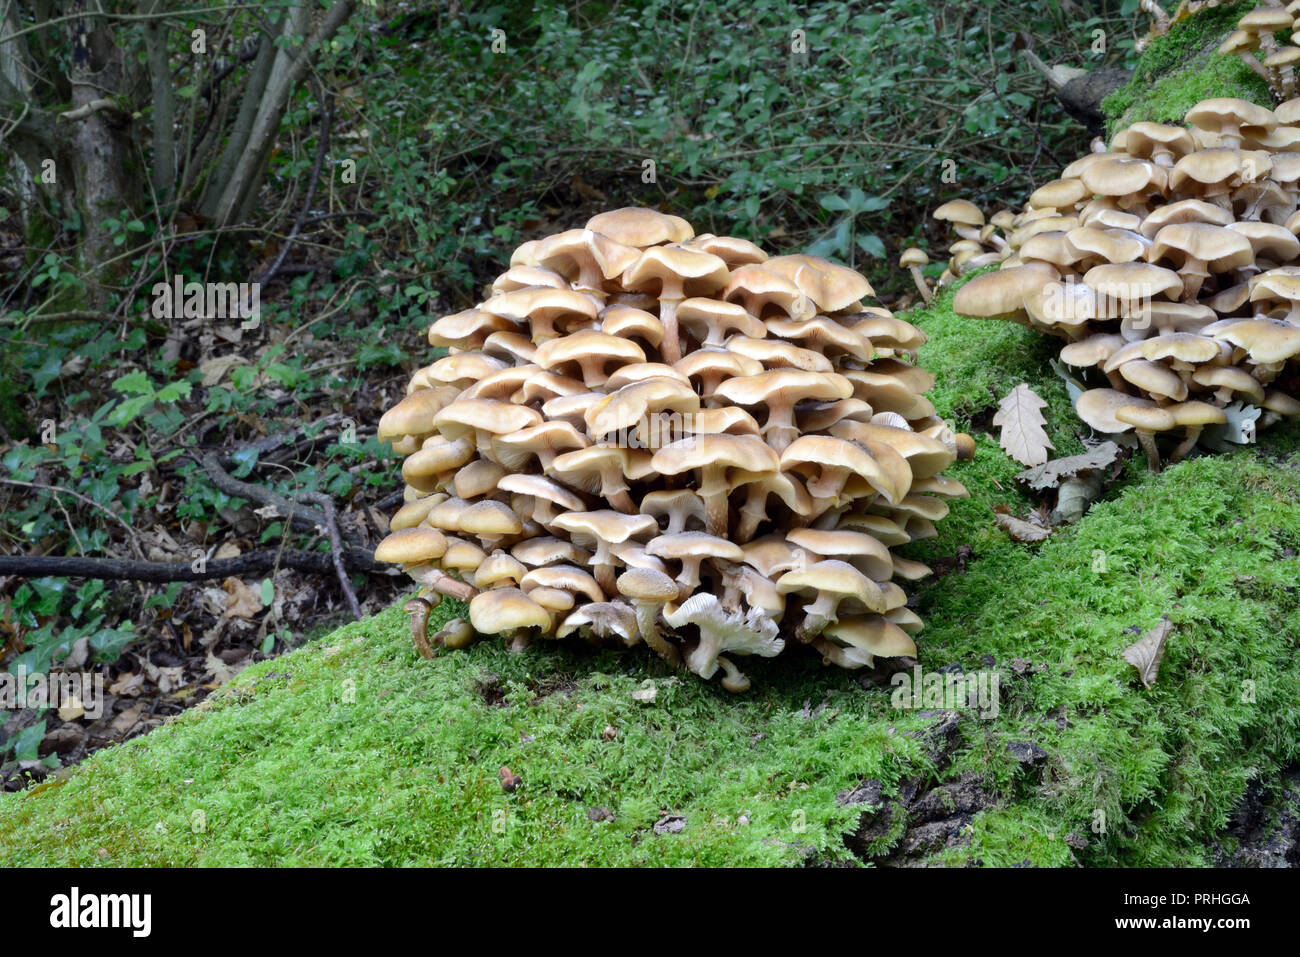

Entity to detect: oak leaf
[993,383,1055,467]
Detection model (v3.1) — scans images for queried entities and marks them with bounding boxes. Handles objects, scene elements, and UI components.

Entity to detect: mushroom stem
[404,597,435,659]
[506,629,533,654]
[811,637,865,669]
[715,655,750,693]
[908,266,932,304]
[1135,428,1163,471]
[594,562,618,598]
[659,298,684,364]
[797,613,834,642]
[607,488,638,514]
[1239,52,1273,86]
[702,491,730,539]
[1171,426,1202,463]
[632,600,681,668]
[422,568,478,601]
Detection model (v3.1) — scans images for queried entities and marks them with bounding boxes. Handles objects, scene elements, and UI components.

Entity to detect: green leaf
[112,371,153,396]
[12,720,46,761]
[260,578,274,605]
[855,233,887,259]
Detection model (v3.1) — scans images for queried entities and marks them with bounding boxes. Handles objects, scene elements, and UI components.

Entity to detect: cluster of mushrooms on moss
[919,96,1300,470]
[372,208,971,691]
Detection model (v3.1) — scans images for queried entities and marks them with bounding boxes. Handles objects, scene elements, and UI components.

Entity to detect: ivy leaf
[993,383,1054,467]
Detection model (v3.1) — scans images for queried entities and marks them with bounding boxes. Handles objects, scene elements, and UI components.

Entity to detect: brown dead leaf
[109,704,145,736]
[198,354,250,386]
[109,672,145,697]
[142,658,187,694]
[1123,619,1172,689]
[221,577,264,619]
[204,650,249,686]
[992,505,1052,543]
[993,383,1055,467]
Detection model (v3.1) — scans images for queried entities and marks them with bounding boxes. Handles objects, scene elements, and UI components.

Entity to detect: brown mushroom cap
[374,526,449,566]
[1075,388,1156,433]
[469,587,551,636]
[584,207,694,247]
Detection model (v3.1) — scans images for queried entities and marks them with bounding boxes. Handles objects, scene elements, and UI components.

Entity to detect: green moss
[1102,0,1271,135]
[3,285,1298,868]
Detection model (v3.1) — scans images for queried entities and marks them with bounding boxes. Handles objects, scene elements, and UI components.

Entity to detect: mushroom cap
[933,199,985,227]
[1139,333,1222,364]
[389,493,447,531]
[684,233,769,267]
[622,245,730,298]
[469,587,551,635]
[378,386,461,442]
[1168,401,1228,428]
[442,536,487,571]
[491,420,590,470]
[1115,405,1177,432]
[786,527,893,580]
[1191,364,1267,402]
[534,329,646,378]
[1122,122,1196,163]
[676,298,766,342]
[1118,358,1189,401]
[650,434,780,489]
[760,254,875,313]
[1084,262,1183,302]
[1138,198,1233,240]
[373,526,449,565]
[549,445,653,495]
[604,361,691,390]
[1080,156,1162,198]
[497,473,586,513]
[646,531,745,564]
[586,376,701,438]
[1028,178,1089,210]
[454,458,507,499]
[1184,97,1275,134]
[776,560,887,615]
[1226,222,1300,263]
[401,437,476,489]
[724,335,834,372]
[521,564,605,603]
[640,489,707,528]
[713,368,852,408]
[551,510,658,547]
[475,551,528,589]
[1075,388,1156,433]
[952,263,1059,318]
[459,499,525,539]
[601,305,664,347]
[1212,319,1300,364]
[616,567,680,603]
[741,535,810,577]
[900,247,930,267]
[1150,222,1254,272]
[1060,333,1127,368]
[722,264,816,320]
[584,207,694,247]
[823,616,917,661]
[828,421,953,480]
[434,399,543,442]
[511,536,591,567]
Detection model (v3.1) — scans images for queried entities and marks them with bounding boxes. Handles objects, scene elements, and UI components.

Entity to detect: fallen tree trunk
[0,547,392,583]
